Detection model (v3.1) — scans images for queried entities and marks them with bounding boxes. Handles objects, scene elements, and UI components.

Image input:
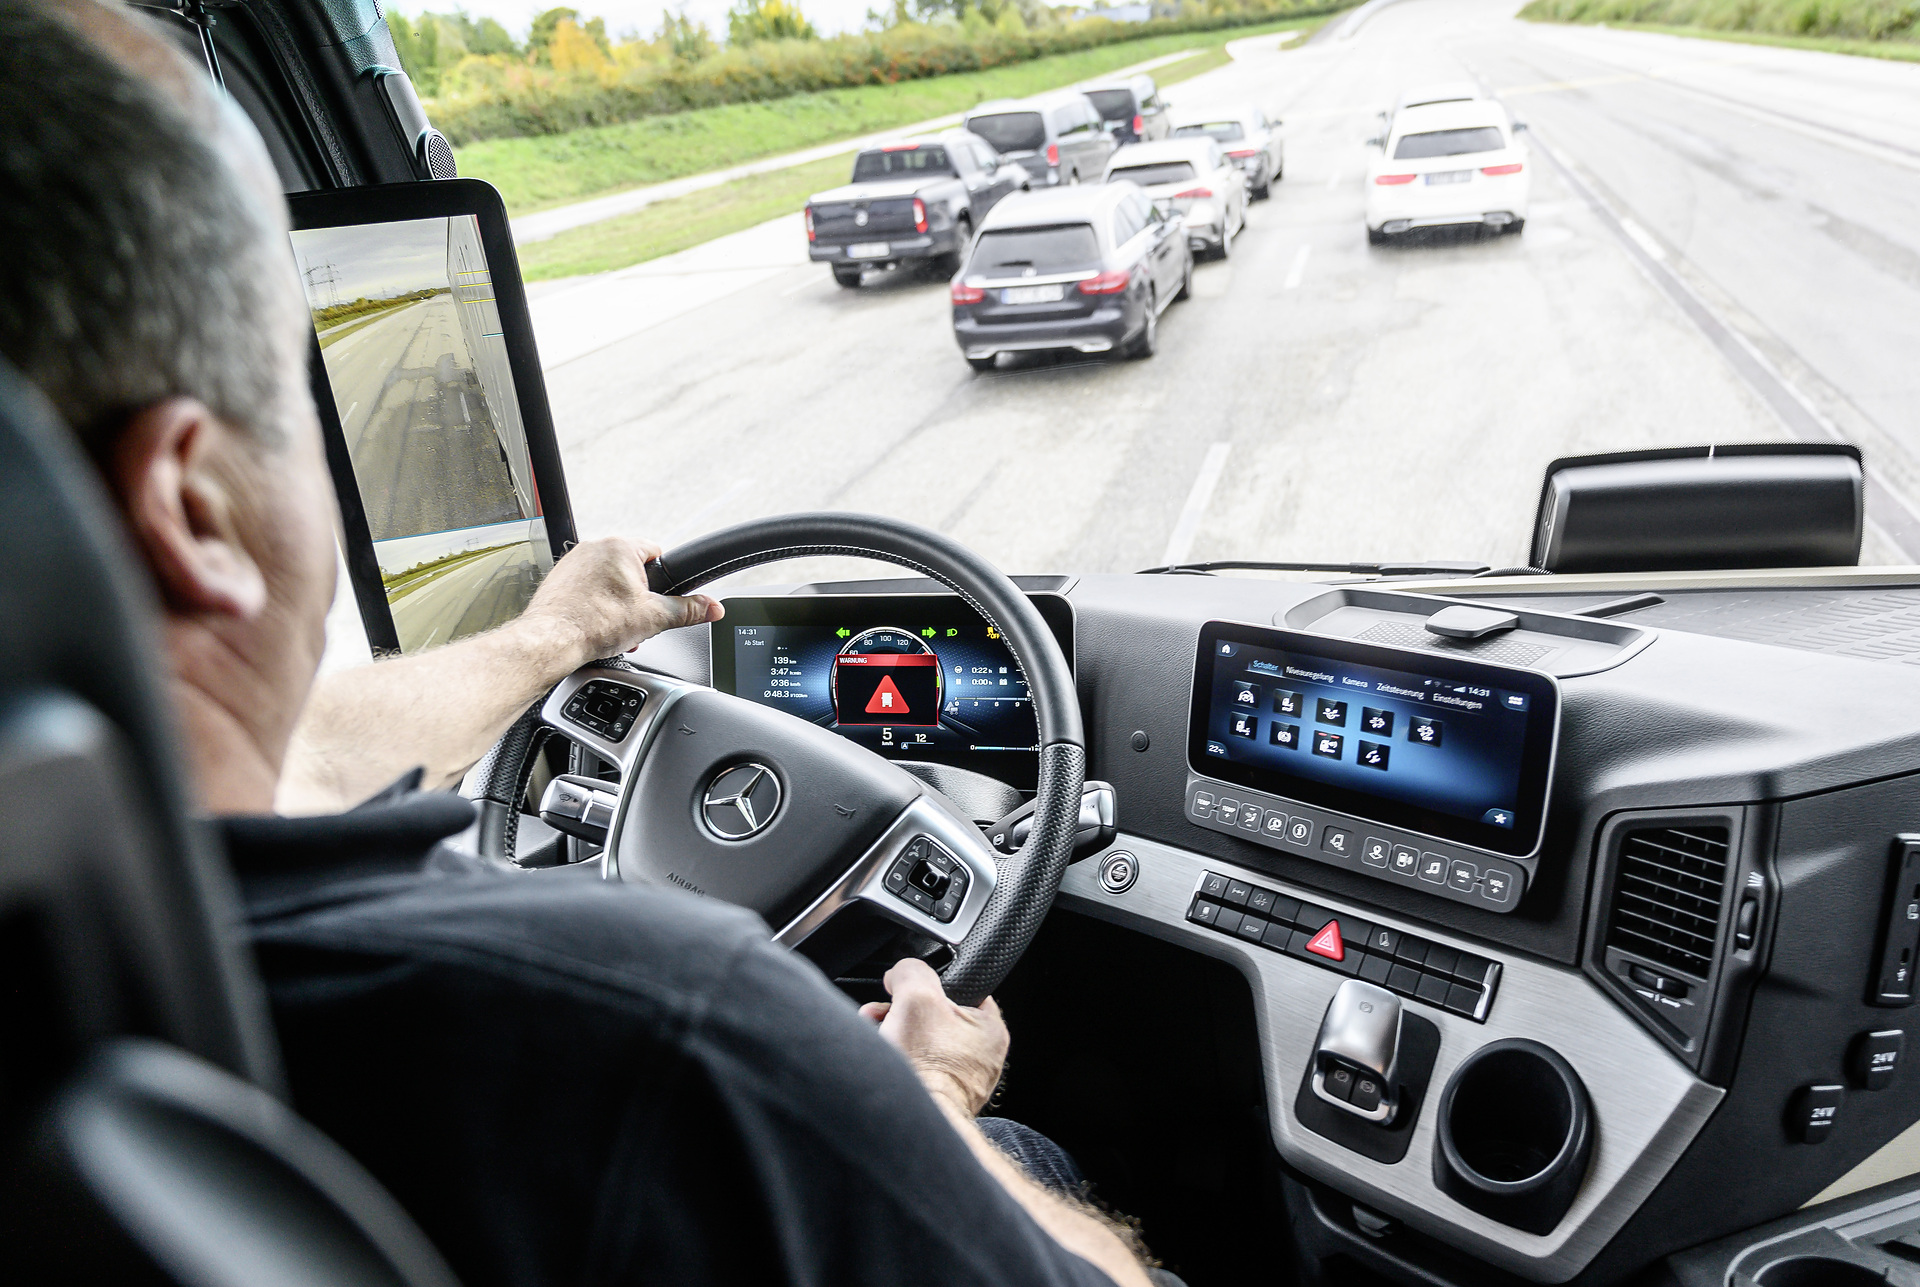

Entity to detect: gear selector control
[1313,980,1403,1125]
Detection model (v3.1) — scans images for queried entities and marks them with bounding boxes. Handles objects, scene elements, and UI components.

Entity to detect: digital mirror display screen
[711,596,1074,791]
[290,215,552,653]
[1189,622,1558,856]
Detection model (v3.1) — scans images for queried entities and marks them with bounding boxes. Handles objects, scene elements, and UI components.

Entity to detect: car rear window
[1108,162,1197,187]
[1174,121,1246,143]
[1086,90,1135,120]
[852,147,953,180]
[967,112,1046,153]
[969,224,1101,273]
[1394,126,1506,159]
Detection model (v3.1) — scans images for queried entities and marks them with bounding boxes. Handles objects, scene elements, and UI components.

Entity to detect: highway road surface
[320,295,528,544]
[388,540,543,652]
[529,0,1920,585]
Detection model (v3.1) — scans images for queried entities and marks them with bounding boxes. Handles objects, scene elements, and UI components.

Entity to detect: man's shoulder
[249,864,782,1021]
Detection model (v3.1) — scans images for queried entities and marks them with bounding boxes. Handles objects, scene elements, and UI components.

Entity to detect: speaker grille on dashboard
[1606,825,1731,977]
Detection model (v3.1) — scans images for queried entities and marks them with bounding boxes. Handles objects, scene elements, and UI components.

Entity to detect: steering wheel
[468,513,1085,1005]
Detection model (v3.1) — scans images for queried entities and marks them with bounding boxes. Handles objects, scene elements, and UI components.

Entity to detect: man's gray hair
[0,0,308,454]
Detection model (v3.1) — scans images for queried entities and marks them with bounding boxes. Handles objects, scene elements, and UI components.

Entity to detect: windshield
[968,225,1101,273]
[966,111,1046,153]
[1086,90,1136,120]
[1393,127,1507,159]
[1108,162,1197,186]
[1174,122,1246,142]
[419,0,1915,589]
[851,147,952,179]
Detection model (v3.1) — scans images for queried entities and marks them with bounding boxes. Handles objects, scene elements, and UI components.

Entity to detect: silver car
[1170,106,1285,200]
[1103,138,1248,259]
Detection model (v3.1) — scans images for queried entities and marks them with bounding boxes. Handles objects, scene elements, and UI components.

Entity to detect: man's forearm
[928,1093,1153,1287]
[275,614,587,814]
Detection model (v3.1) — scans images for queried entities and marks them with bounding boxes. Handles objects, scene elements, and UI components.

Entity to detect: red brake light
[1046,142,1060,167]
[1173,187,1213,200]
[913,198,927,234]
[881,143,916,151]
[1482,162,1524,176]
[1375,173,1417,185]
[1227,149,1258,158]
[1078,268,1131,296]
[1132,114,1144,135]
[804,206,814,241]
[950,281,985,304]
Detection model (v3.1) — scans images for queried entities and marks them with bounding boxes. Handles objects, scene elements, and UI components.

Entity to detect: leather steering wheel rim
[474,512,1084,1006]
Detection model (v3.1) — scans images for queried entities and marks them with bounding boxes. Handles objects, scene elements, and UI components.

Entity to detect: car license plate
[848,242,890,258]
[1002,285,1064,304]
[1425,170,1472,186]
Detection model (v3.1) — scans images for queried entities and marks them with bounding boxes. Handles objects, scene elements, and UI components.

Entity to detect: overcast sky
[289,217,455,305]
[400,0,880,42]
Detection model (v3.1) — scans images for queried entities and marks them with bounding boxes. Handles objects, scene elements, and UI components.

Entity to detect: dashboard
[710,593,1072,790]
[631,568,1920,1287]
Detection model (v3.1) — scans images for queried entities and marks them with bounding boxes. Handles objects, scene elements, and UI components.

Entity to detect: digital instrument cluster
[711,595,1074,789]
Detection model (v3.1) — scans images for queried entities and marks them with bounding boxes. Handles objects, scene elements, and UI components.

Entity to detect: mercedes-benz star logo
[854,209,869,226]
[702,764,781,840]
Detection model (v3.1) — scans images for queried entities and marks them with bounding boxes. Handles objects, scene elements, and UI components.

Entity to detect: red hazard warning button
[1306,921,1345,962]
[865,674,908,716]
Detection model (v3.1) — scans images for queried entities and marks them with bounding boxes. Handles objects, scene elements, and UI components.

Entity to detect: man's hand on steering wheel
[522,537,724,667]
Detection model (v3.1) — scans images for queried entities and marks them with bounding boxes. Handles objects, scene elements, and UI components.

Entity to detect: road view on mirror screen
[291,216,550,653]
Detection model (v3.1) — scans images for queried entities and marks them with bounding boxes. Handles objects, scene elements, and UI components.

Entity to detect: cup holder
[1752,1258,1887,1287]
[1433,1038,1593,1236]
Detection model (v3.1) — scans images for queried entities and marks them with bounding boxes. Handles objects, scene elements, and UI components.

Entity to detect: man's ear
[110,398,268,619]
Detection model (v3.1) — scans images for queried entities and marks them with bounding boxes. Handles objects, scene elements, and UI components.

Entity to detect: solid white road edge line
[1161,443,1231,568]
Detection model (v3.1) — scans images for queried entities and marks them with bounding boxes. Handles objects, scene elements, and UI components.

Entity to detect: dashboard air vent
[1606,825,1731,977]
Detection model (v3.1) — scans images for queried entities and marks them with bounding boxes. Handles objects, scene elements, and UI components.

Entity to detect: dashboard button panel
[1186,871,1501,1020]
[1185,775,1530,914]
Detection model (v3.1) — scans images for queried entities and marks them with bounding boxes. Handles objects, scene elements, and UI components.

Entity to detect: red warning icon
[1306,921,1345,962]
[865,674,908,716]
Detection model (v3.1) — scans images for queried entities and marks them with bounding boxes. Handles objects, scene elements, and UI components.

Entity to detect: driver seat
[0,355,460,1287]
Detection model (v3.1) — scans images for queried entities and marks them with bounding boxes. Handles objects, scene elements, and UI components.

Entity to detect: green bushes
[1516,0,1920,43]
[426,2,1341,145]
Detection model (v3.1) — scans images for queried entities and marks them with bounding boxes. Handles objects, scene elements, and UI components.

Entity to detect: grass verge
[519,153,852,281]
[512,35,1297,282]
[1521,17,1920,62]
[464,13,1341,216]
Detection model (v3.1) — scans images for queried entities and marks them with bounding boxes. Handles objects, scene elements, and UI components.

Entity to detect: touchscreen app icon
[1273,688,1304,716]
[1316,698,1348,726]
[1409,715,1443,747]
[1270,722,1300,749]
[1357,740,1390,771]
[1361,706,1394,736]
[1313,731,1343,759]
[1229,713,1257,739]
[1232,681,1261,708]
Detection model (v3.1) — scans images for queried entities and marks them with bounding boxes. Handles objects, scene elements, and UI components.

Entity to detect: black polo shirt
[228,787,1115,1287]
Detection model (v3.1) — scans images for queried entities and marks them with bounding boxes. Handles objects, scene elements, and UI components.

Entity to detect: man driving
[0,2,1156,1285]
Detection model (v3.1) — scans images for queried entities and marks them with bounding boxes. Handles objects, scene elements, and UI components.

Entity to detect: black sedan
[950,183,1192,372]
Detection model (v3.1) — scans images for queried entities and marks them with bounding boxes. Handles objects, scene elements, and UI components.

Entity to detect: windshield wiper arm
[1136,559,1492,577]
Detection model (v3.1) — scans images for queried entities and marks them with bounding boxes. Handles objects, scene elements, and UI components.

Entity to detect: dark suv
[1082,75,1170,145]
[949,183,1191,371]
[963,91,1116,189]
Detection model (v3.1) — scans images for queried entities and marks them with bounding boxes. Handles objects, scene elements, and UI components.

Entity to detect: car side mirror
[1530,445,1864,573]
[1514,121,1530,133]
[1366,135,1385,150]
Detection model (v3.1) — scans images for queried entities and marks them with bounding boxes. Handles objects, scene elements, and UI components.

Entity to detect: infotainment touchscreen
[711,595,1074,791]
[1189,622,1558,857]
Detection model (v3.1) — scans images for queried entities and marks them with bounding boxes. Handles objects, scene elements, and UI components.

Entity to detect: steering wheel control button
[700,763,782,840]
[1794,1084,1844,1143]
[1853,1030,1905,1090]
[563,680,645,742]
[1098,851,1139,895]
[1184,872,1501,1019]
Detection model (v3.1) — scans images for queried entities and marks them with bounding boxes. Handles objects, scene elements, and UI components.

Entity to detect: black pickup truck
[806,130,1025,287]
